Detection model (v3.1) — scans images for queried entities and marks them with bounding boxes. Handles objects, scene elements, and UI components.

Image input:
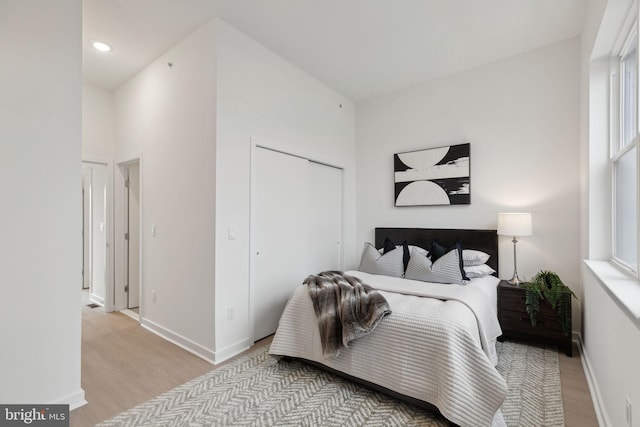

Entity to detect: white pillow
[359,242,405,277]
[462,249,490,267]
[404,246,466,285]
[409,245,429,257]
[464,264,496,278]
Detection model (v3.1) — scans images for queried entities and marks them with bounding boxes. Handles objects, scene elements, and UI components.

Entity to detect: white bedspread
[352,271,502,365]
[269,271,507,427]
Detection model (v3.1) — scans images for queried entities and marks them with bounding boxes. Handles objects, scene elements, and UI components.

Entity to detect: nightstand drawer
[498,309,565,339]
[497,280,572,356]
[498,286,559,318]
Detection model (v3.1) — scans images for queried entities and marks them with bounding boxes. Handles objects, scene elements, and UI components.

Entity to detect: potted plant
[523,270,576,336]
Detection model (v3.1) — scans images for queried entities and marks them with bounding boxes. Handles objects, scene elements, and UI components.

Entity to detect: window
[612,25,639,273]
[620,36,637,147]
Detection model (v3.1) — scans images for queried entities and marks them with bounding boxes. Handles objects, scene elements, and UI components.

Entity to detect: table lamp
[497,212,532,285]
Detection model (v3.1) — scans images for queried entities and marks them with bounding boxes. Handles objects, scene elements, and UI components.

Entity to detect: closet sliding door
[252,148,310,341]
[307,161,342,273]
[252,147,342,341]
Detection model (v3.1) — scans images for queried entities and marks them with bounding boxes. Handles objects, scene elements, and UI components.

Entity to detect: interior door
[82,162,110,304]
[127,162,140,309]
[90,163,108,304]
[307,161,342,272]
[252,147,310,340]
[82,166,92,289]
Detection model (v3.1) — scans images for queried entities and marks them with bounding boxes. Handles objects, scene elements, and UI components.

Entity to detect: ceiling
[83,0,586,101]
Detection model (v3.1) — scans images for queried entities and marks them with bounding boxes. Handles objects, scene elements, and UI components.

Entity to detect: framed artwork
[394,143,470,206]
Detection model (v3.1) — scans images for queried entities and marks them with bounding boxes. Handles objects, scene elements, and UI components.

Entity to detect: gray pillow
[405,246,467,285]
[358,242,405,277]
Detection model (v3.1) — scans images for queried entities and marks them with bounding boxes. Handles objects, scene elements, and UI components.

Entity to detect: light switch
[228,227,237,240]
[152,225,156,237]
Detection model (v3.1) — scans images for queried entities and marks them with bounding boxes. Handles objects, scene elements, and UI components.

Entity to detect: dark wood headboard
[375,227,498,274]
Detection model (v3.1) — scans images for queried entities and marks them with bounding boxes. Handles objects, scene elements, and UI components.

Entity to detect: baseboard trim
[120,309,139,322]
[89,294,104,306]
[140,318,216,365]
[574,333,611,427]
[56,388,87,411]
[213,338,251,364]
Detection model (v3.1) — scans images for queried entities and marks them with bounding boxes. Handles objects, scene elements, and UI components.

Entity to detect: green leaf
[523,270,576,336]
[525,288,540,326]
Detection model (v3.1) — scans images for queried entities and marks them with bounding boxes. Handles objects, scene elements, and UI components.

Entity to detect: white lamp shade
[497,212,532,236]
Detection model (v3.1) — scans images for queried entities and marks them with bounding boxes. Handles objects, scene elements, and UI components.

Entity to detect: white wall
[111,17,355,364]
[83,84,115,160]
[214,20,356,361]
[0,0,85,408]
[581,0,611,266]
[581,1,640,426]
[356,38,582,330]
[582,265,640,427]
[115,21,218,359]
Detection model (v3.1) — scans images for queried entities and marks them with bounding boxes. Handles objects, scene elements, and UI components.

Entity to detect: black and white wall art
[394,143,470,206]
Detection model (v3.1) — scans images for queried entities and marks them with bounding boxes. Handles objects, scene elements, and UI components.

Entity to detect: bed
[268,228,507,427]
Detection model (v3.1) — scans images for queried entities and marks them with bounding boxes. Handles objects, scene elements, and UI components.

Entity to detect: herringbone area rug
[97,341,563,427]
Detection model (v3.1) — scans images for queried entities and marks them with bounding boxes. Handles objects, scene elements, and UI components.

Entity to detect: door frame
[114,155,143,317]
[82,158,114,312]
[125,161,141,310]
[82,165,93,290]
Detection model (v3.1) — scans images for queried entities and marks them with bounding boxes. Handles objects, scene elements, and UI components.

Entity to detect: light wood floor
[71,303,600,426]
[559,342,599,426]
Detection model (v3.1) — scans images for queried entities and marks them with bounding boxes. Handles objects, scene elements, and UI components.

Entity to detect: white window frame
[610,14,640,276]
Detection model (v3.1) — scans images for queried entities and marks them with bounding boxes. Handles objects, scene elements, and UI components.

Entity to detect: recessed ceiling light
[91,40,112,52]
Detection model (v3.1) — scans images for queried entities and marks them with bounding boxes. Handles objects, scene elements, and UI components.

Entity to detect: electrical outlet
[227,308,234,321]
[626,396,632,427]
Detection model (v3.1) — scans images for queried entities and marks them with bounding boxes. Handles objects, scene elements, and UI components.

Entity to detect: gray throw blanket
[304,271,391,358]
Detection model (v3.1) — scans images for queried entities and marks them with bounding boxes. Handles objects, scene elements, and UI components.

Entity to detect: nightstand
[497,280,572,356]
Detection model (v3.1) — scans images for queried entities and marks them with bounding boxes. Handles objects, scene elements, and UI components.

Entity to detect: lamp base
[507,274,524,286]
